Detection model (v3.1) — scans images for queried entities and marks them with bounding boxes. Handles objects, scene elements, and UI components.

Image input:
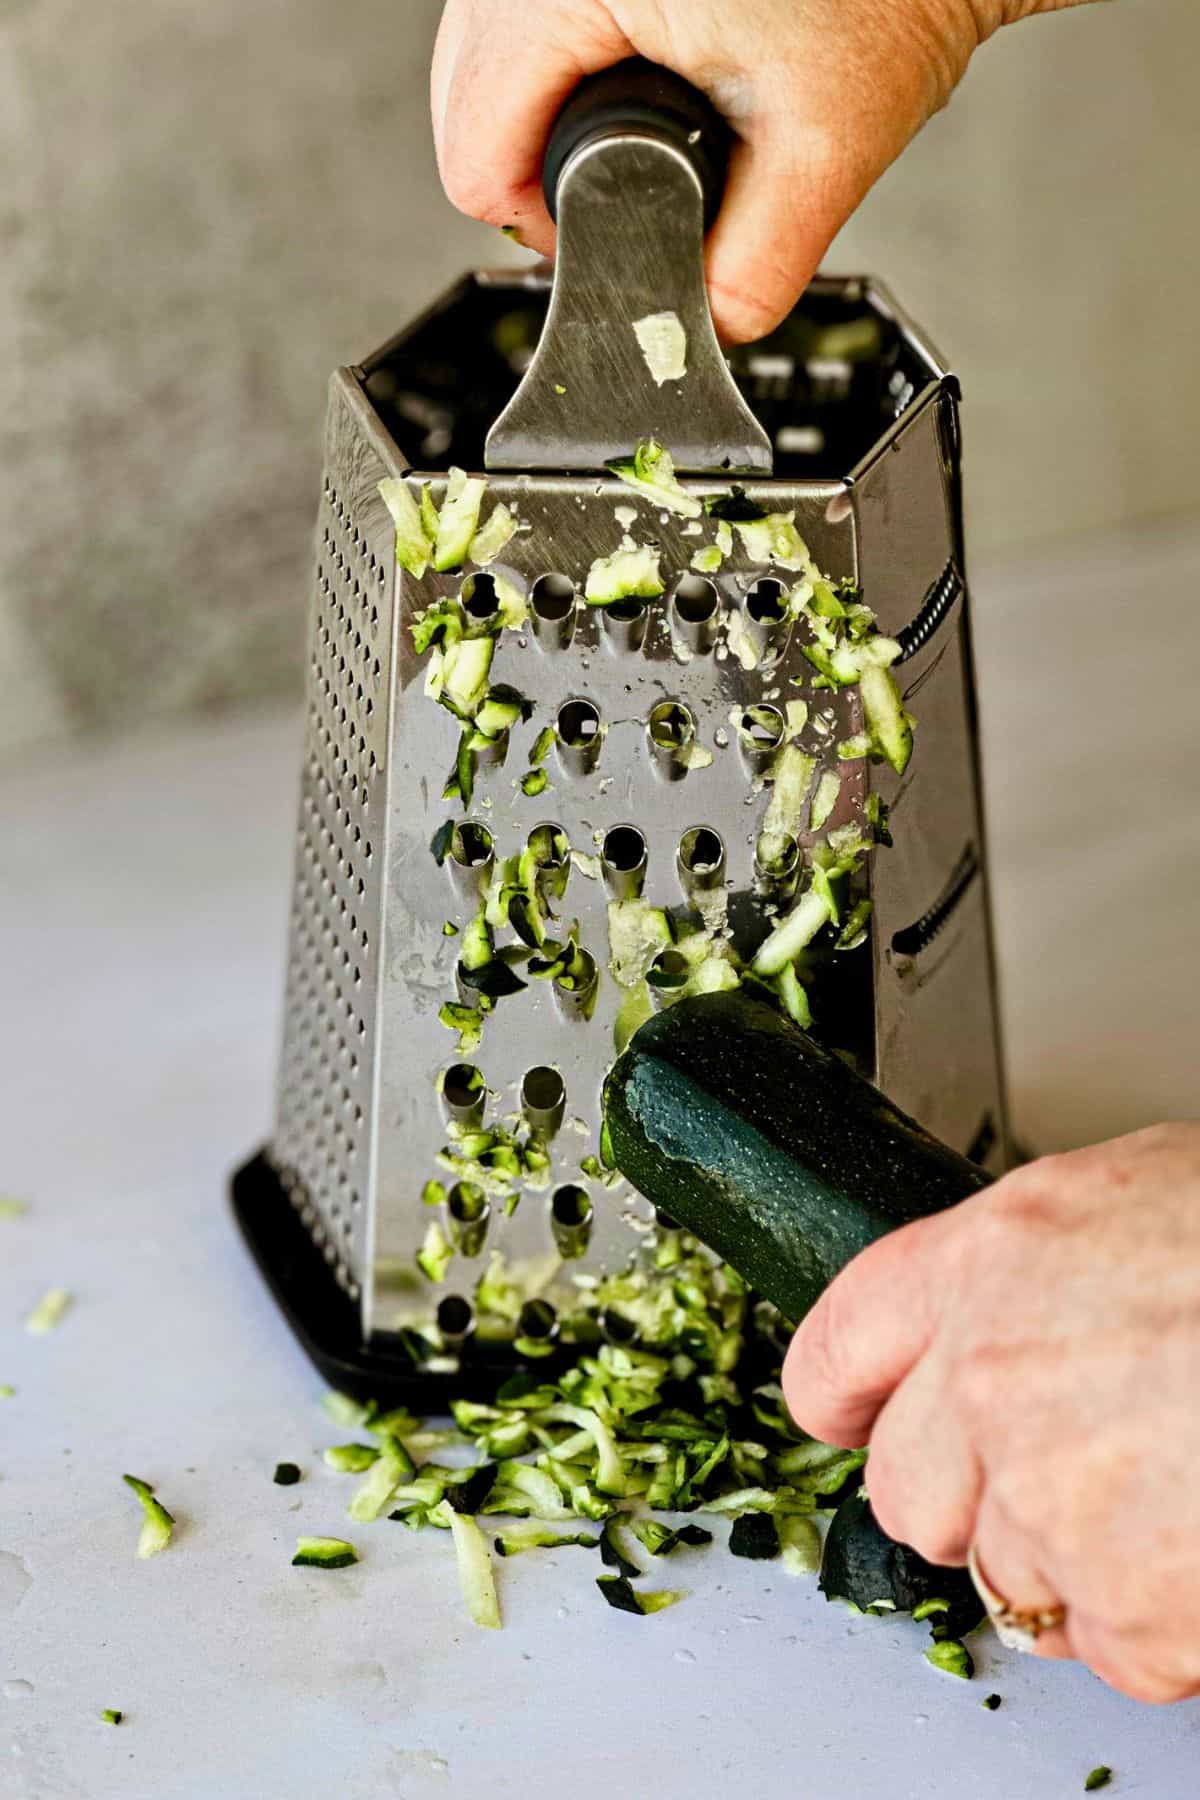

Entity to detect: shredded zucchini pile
[314,1235,865,1630]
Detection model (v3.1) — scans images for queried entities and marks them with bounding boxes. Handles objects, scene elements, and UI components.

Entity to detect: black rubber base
[230,1151,563,1409]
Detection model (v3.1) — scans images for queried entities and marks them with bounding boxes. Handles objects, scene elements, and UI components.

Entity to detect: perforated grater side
[232,62,1010,1403]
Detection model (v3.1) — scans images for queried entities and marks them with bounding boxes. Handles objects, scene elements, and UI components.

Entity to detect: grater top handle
[541,60,731,231]
[485,58,773,477]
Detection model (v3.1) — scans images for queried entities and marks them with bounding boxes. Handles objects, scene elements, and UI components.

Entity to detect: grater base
[231,1150,572,1407]
[231,1150,789,1407]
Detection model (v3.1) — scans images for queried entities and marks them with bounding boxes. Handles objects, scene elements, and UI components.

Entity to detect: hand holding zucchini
[603,990,991,1325]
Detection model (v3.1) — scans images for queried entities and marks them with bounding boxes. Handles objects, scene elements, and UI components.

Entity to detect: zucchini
[468,502,517,565]
[752,887,830,975]
[732,512,815,573]
[585,545,664,606]
[925,1639,974,1679]
[122,1474,175,1559]
[729,1513,780,1560]
[378,477,433,579]
[26,1287,71,1334]
[602,991,990,1325]
[324,1443,379,1473]
[859,661,914,775]
[440,637,494,718]
[821,1490,984,1638]
[292,1535,358,1570]
[447,1510,502,1629]
[433,467,487,572]
[605,437,701,517]
[596,1576,683,1616]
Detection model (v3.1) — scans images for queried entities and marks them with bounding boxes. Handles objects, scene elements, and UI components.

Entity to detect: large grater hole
[737,704,786,751]
[600,596,649,654]
[556,699,601,748]
[647,948,690,1000]
[522,1065,565,1135]
[647,699,696,754]
[755,828,800,884]
[673,575,720,624]
[553,946,598,1017]
[531,573,574,621]
[461,572,499,621]
[531,573,577,649]
[447,1180,487,1221]
[679,825,723,873]
[446,1181,490,1256]
[746,578,788,623]
[550,1182,591,1227]
[450,820,494,868]
[601,824,647,899]
[555,699,603,774]
[517,1298,559,1343]
[436,1294,475,1344]
[601,1307,640,1347]
[678,826,725,883]
[602,824,646,870]
[607,597,646,622]
[549,1183,594,1259]
[525,823,570,903]
[442,1061,485,1123]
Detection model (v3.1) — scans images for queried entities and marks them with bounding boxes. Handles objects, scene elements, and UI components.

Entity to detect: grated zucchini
[122,1474,175,1559]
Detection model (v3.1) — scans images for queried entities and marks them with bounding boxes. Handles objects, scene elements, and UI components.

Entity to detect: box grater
[232,62,1010,1403]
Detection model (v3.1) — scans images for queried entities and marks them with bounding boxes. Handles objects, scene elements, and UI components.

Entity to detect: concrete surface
[2,0,1198,755]
[1,520,1198,1797]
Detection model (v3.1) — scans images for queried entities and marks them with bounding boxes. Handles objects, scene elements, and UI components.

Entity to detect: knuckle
[947,1340,1022,1425]
[982,1165,1065,1234]
[989,1451,1083,1546]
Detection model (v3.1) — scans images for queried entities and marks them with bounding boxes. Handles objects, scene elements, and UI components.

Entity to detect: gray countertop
[2,520,1198,1800]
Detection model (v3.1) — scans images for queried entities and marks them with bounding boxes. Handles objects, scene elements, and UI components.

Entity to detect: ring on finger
[968,1544,1067,1653]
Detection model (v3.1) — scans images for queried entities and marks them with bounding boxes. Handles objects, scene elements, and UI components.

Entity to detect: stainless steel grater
[232,62,1010,1402]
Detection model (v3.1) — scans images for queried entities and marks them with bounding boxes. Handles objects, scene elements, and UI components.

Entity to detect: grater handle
[542,59,731,231]
[485,61,772,475]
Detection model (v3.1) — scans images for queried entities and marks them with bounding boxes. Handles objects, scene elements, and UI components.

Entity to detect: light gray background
[2,0,1198,752]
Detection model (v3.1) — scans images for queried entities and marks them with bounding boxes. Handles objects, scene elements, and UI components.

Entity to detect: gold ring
[968,1545,1067,1653]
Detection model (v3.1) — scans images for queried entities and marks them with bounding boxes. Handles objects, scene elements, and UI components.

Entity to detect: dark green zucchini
[602,990,991,1324]
[820,1490,984,1639]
